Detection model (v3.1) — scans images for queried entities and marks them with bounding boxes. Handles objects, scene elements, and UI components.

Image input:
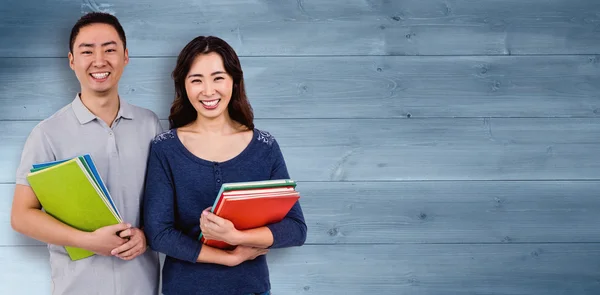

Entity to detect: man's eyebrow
[77,41,118,48]
[101,41,117,47]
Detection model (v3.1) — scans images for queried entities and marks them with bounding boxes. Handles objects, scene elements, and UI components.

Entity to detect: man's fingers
[111,239,137,255]
[108,222,132,234]
[119,229,133,238]
[121,244,147,260]
[117,244,141,259]
[119,251,139,261]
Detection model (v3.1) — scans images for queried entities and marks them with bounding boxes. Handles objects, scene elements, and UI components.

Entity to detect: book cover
[31,155,120,218]
[209,179,296,216]
[198,179,300,249]
[27,156,122,260]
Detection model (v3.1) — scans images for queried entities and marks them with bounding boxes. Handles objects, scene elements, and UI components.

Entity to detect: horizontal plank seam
[1,53,600,59]
[2,117,600,122]
[2,242,600,248]
[306,242,600,245]
[3,179,600,185]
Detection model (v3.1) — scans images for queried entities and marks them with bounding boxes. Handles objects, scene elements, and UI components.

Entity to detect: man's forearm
[12,208,88,248]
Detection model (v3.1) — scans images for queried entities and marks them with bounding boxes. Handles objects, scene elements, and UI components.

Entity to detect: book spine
[222,179,296,191]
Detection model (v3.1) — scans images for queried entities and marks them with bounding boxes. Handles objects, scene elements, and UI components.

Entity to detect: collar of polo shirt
[71,93,134,124]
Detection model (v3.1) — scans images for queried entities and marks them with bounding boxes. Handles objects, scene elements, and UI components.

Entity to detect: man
[10,12,162,295]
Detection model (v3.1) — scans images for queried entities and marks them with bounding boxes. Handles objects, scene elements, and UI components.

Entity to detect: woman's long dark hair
[169,36,254,130]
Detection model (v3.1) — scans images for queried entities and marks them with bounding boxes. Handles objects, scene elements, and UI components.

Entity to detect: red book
[198,179,300,249]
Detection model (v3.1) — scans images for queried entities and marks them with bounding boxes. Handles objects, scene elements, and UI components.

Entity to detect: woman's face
[185,52,234,120]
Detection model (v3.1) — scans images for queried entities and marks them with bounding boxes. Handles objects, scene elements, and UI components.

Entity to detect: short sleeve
[153,113,164,137]
[15,124,55,186]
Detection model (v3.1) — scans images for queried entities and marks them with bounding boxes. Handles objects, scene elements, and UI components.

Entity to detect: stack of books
[26,154,121,260]
[199,179,300,249]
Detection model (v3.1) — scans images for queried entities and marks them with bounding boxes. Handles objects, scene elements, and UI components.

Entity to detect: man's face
[68,23,128,95]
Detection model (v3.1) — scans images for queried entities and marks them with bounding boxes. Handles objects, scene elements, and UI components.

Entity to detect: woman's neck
[186,112,244,135]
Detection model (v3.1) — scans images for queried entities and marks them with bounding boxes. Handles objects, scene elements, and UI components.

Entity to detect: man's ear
[124,48,129,66]
[68,52,75,71]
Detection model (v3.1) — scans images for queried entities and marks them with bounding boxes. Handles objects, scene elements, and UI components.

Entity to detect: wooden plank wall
[1,0,600,294]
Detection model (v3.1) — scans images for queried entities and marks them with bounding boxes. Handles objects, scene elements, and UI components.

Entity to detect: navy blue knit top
[142,128,307,295]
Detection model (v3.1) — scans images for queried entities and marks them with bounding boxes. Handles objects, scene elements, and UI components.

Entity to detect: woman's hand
[200,207,241,246]
[226,245,269,266]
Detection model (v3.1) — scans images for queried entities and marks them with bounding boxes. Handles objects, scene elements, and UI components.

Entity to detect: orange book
[198,179,300,249]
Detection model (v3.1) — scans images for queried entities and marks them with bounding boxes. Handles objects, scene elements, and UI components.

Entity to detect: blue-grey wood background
[1,0,600,294]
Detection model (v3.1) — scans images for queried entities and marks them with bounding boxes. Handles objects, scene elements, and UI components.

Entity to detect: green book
[27,156,122,260]
[218,179,296,193]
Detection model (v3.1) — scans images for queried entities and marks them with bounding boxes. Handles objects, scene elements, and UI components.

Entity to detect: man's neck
[79,89,120,128]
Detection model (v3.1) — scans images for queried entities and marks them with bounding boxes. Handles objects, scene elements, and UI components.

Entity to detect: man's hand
[200,207,241,246]
[81,223,131,256]
[110,227,147,261]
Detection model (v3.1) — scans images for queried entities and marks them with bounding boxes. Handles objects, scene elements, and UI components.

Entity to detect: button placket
[214,163,222,184]
[107,129,118,156]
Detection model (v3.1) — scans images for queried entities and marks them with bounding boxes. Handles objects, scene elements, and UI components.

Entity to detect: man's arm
[11,184,84,246]
[12,123,131,256]
[11,184,131,256]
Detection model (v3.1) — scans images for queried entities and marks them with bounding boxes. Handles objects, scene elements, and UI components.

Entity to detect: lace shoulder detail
[152,129,176,144]
[256,129,276,146]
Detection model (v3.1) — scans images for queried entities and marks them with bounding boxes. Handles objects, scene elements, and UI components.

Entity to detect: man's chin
[87,86,116,96]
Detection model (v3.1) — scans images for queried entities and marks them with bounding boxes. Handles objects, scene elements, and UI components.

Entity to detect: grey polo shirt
[15,94,163,295]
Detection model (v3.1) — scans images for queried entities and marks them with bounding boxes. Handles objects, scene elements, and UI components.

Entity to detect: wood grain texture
[1,0,600,57]
[1,244,599,294]
[268,244,600,295]
[296,181,600,244]
[1,55,599,120]
[1,118,600,183]
[2,181,600,246]
[0,246,51,295]
[2,0,600,294]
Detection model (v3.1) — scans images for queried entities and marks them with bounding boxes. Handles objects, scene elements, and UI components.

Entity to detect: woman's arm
[264,139,307,248]
[198,244,268,266]
[142,145,235,265]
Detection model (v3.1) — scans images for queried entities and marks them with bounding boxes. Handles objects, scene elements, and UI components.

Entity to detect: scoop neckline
[172,128,257,167]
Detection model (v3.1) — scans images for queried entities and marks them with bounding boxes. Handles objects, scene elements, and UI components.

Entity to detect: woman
[142,36,307,295]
